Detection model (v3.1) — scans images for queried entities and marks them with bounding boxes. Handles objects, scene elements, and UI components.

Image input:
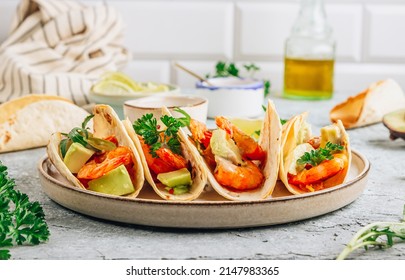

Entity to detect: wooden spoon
[174,62,214,86]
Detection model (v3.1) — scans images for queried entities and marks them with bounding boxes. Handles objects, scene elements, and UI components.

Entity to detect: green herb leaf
[167,137,182,155]
[133,113,160,146]
[60,114,114,156]
[173,107,191,127]
[264,80,271,97]
[280,119,288,125]
[297,141,344,167]
[0,161,50,260]
[81,114,94,130]
[134,111,188,157]
[59,138,71,158]
[211,61,240,78]
[161,115,182,138]
[337,221,405,260]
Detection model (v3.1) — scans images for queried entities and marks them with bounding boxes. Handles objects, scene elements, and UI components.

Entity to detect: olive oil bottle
[283,0,335,100]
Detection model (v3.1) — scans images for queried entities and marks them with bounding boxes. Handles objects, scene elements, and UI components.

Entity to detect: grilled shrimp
[288,153,347,188]
[138,136,187,175]
[77,146,133,180]
[215,116,265,161]
[189,119,212,149]
[214,156,264,190]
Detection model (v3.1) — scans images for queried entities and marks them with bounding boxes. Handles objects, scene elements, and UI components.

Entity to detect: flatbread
[0,95,89,153]
[186,99,282,201]
[279,113,351,195]
[123,107,207,201]
[330,79,405,129]
[47,104,144,197]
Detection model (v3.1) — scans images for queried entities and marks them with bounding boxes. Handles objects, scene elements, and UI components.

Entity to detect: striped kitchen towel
[0,0,130,106]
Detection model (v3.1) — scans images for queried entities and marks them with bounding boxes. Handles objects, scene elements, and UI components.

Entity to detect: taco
[47,104,144,197]
[185,99,282,201]
[279,112,351,194]
[330,79,405,129]
[0,94,89,153]
[123,107,207,201]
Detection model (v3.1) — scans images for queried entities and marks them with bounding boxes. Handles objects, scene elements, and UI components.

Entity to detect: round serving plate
[38,150,370,229]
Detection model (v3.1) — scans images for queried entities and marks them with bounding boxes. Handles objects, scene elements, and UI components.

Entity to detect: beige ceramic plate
[38,150,369,229]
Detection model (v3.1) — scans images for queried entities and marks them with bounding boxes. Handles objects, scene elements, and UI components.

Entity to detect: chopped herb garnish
[297,142,344,167]
[280,119,288,125]
[133,109,189,157]
[0,162,50,260]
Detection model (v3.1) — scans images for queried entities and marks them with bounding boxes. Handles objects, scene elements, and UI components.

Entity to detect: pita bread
[0,95,89,153]
[47,104,145,197]
[279,113,351,195]
[330,79,405,129]
[123,107,207,201]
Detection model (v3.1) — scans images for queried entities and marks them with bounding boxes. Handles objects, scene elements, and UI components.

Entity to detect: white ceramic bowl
[124,95,208,124]
[194,77,264,118]
[88,84,180,119]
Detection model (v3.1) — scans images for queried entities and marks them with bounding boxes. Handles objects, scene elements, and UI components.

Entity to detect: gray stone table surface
[1,91,404,260]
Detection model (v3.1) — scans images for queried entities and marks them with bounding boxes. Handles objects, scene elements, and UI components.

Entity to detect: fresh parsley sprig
[133,109,190,157]
[0,162,50,260]
[297,142,344,167]
[337,205,405,260]
[206,61,271,96]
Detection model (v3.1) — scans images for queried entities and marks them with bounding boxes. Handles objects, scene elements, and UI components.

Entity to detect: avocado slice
[383,108,405,140]
[157,168,192,188]
[210,129,244,165]
[320,124,341,147]
[88,165,134,196]
[63,142,95,173]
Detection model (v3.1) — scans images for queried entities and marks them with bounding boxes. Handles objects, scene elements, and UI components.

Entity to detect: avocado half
[383,108,405,140]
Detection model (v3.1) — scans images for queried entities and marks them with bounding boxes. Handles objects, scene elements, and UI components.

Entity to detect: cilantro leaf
[297,141,344,167]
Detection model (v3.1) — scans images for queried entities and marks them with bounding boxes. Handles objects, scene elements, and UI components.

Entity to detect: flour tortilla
[47,104,144,197]
[123,106,207,201]
[330,79,405,129]
[279,113,351,195]
[188,99,282,201]
[0,95,89,153]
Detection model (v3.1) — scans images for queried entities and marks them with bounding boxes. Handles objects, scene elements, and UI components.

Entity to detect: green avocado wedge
[88,165,134,196]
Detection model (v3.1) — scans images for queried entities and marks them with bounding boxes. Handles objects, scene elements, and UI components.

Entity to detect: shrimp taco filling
[132,110,193,195]
[286,123,348,192]
[59,115,137,196]
[189,116,266,191]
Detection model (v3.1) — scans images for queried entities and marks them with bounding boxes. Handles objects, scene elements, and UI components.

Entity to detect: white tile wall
[236,2,298,59]
[366,5,405,62]
[109,1,234,60]
[0,0,405,92]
